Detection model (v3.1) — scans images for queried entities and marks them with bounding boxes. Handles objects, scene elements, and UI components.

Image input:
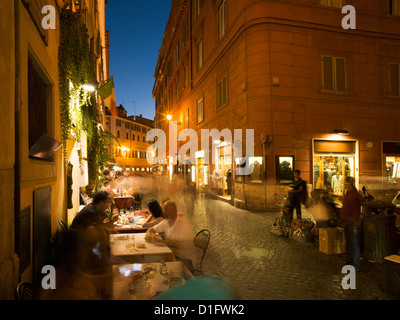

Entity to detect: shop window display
[248,156,265,183]
[385,156,400,183]
[313,155,355,197]
[217,153,232,196]
[276,156,294,184]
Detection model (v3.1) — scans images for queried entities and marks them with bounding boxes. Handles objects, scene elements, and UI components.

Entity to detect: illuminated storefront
[312,139,359,202]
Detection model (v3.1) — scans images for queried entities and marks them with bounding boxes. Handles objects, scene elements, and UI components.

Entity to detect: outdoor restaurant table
[114,196,134,209]
[114,211,149,233]
[112,261,193,300]
[110,233,175,264]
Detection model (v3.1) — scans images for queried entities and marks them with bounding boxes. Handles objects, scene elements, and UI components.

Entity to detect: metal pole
[263,143,267,211]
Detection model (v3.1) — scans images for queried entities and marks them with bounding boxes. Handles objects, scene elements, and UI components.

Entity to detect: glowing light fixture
[81,81,97,92]
[332,129,350,136]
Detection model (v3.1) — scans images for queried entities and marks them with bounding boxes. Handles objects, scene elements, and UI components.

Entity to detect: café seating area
[36,195,212,301]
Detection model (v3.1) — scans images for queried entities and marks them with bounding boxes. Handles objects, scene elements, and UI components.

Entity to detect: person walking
[340,176,363,270]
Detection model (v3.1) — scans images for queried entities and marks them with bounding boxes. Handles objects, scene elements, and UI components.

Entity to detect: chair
[133,193,142,210]
[58,220,68,231]
[14,282,33,300]
[194,229,211,272]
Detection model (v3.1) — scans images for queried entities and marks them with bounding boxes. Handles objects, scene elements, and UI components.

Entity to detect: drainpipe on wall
[14,0,21,278]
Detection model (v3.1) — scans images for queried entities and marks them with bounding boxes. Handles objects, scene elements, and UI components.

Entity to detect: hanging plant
[59,9,119,194]
[82,95,119,195]
[59,9,94,159]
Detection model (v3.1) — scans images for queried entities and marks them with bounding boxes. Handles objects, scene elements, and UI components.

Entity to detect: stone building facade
[105,105,155,173]
[0,0,109,299]
[152,0,400,212]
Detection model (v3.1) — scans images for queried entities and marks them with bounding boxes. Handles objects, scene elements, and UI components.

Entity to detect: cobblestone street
[151,190,393,300]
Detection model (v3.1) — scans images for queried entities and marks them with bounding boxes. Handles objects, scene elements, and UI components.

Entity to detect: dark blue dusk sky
[106,0,172,121]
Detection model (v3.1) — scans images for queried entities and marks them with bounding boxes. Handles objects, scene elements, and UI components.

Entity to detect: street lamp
[167,115,173,121]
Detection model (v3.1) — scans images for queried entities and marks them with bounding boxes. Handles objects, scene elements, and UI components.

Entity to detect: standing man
[288,170,308,220]
[340,176,363,270]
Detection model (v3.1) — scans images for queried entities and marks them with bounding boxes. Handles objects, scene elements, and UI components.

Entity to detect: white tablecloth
[110,233,175,264]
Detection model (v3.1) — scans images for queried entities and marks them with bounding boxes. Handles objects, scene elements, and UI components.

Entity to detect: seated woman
[142,199,164,229]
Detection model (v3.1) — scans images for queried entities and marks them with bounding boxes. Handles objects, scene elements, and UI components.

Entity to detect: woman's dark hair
[147,200,164,218]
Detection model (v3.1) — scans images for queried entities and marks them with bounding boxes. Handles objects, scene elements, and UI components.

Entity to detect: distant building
[105,105,155,173]
[153,0,400,211]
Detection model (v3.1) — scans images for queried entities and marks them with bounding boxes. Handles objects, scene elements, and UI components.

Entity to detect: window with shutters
[320,0,345,8]
[184,110,189,129]
[193,0,202,22]
[182,20,188,47]
[28,56,51,154]
[176,79,179,102]
[390,0,400,15]
[321,55,347,93]
[184,65,189,89]
[197,39,203,71]
[197,97,204,123]
[166,60,172,79]
[218,0,226,40]
[174,43,179,66]
[389,63,400,96]
[217,76,228,108]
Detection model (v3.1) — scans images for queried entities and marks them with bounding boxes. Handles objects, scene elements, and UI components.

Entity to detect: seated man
[145,201,197,271]
[71,191,117,229]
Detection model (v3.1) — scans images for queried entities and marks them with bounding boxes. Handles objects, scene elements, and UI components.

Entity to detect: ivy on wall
[59,9,118,195]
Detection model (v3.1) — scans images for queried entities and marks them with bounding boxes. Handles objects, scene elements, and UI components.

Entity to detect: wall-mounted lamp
[332,129,350,136]
[81,81,97,92]
[167,115,173,121]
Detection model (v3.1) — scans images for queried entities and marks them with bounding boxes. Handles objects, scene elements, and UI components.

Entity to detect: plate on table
[129,282,151,294]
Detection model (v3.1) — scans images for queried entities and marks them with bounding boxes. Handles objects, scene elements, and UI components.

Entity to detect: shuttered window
[28,57,50,151]
[218,0,226,40]
[391,0,400,16]
[320,0,345,8]
[389,63,400,96]
[322,55,347,93]
[217,76,227,108]
[197,39,203,71]
[197,97,204,123]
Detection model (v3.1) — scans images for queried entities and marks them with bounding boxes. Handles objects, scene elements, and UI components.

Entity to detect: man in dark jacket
[71,191,116,229]
[340,176,363,270]
[288,170,308,220]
